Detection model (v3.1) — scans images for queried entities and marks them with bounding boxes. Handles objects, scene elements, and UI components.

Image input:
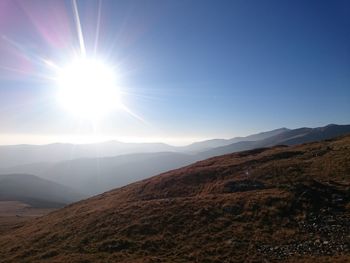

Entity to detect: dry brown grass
[0,135,349,262]
[0,201,55,235]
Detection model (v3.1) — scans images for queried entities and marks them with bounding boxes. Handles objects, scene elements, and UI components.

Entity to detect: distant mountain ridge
[0,129,290,169]
[180,127,289,152]
[0,141,177,169]
[200,124,350,158]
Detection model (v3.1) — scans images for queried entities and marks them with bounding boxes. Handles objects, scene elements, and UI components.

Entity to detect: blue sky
[0,0,349,145]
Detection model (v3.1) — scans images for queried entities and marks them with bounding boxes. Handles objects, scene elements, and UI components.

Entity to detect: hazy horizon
[0,122,349,146]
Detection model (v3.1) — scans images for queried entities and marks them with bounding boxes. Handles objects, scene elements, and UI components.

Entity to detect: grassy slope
[0,201,54,235]
[0,136,349,262]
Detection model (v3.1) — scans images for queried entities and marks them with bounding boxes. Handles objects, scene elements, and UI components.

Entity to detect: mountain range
[199,124,350,158]
[179,127,289,152]
[0,127,289,169]
[0,141,176,169]
[1,124,350,197]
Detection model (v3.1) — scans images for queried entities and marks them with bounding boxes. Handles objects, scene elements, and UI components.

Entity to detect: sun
[55,58,121,119]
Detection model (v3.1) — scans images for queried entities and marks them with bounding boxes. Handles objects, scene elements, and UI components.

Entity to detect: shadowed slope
[0,136,349,262]
[0,174,84,208]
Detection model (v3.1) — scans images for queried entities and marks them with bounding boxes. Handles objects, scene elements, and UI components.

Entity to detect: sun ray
[72,0,86,57]
[119,104,149,126]
[94,0,103,55]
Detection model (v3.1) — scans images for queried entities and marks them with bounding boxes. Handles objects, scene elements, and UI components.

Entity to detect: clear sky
[0,0,349,145]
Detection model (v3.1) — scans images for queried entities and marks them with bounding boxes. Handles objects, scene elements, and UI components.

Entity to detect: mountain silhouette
[180,128,289,152]
[200,124,350,158]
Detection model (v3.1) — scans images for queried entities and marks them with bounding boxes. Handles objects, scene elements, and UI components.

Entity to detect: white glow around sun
[55,58,121,119]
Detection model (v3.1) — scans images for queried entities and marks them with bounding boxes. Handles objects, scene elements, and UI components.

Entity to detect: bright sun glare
[55,58,121,119]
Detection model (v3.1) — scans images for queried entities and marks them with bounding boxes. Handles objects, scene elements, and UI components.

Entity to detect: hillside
[0,201,55,235]
[0,174,84,208]
[0,135,349,262]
